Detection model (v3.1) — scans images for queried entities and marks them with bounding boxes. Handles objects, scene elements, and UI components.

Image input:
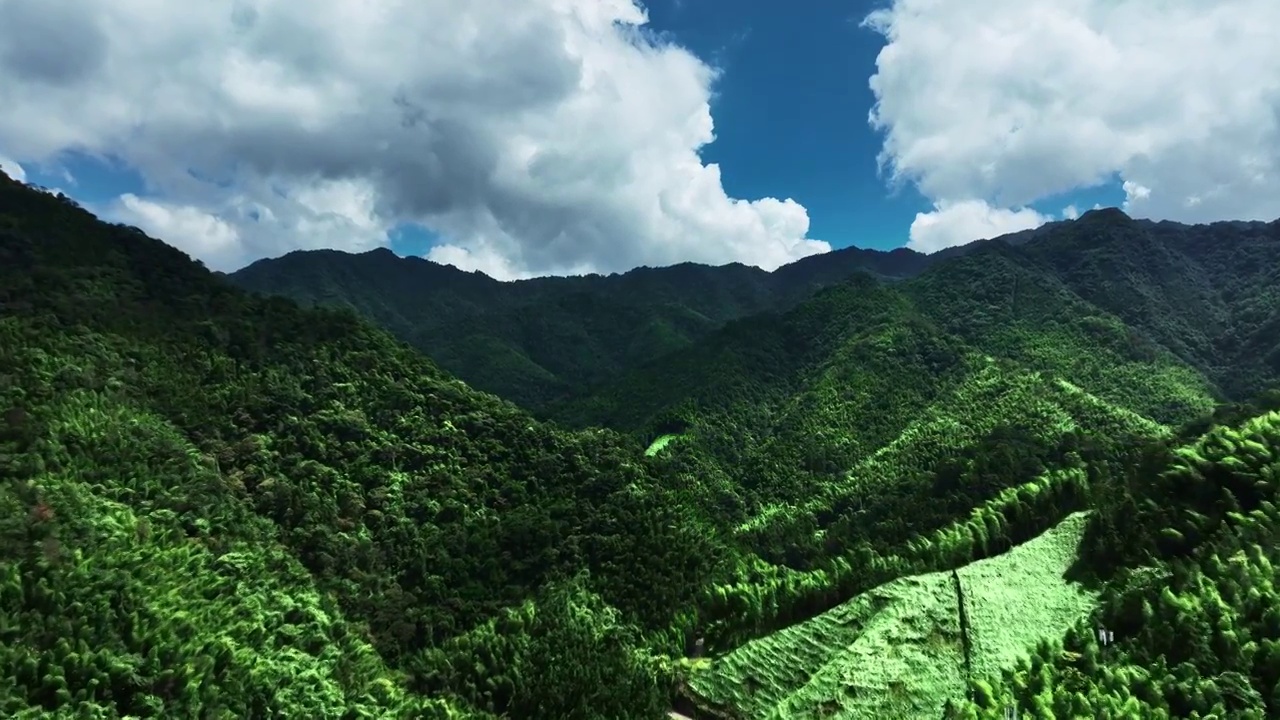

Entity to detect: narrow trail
[952,569,975,701]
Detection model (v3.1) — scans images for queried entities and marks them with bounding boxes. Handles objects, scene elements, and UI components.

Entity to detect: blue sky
[648,0,922,253]
[11,0,1120,258]
[1,0,1274,277]
[642,0,1127,252]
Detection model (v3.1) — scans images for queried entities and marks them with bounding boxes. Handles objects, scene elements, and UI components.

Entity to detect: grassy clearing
[959,512,1098,682]
[645,433,682,457]
[685,512,1097,719]
[686,566,964,719]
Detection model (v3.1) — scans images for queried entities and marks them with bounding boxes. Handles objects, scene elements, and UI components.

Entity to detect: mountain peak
[1078,206,1131,223]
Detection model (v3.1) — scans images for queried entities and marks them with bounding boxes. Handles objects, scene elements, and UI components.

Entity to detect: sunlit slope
[684,512,1097,719]
[685,346,1205,657]
[1011,212,1280,400]
[946,407,1280,718]
[742,245,1217,557]
[960,514,1096,684]
[0,172,720,718]
[551,224,1222,666]
[735,351,1208,567]
[0,377,470,717]
[904,243,1218,426]
[561,222,1226,459]
[568,244,1218,540]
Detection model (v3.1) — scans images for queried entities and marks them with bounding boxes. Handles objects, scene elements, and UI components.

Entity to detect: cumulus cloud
[112,195,243,262]
[0,0,828,277]
[907,200,1049,253]
[0,155,25,182]
[866,0,1280,250]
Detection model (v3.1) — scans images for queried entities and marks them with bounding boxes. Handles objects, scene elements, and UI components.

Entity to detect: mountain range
[227,241,932,411]
[227,208,1280,414]
[5,167,1280,718]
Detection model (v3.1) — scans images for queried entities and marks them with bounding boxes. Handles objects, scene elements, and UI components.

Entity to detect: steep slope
[684,512,1096,719]
[672,396,1280,719]
[0,173,726,718]
[1008,208,1280,399]
[552,233,1221,576]
[945,402,1280,719]
[650,216,1280,718]
[226,241,933,410]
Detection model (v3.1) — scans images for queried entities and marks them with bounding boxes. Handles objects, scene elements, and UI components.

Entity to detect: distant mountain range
[228,207,1280,413]
[227,239,932,410]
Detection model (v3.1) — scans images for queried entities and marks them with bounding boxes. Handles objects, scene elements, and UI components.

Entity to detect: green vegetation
[5,168,1280,718]
[644,433,682,457]
[228,246,929,412]
[684,512,1096,719]
[0,174,716,717]
[947,404,1280,719]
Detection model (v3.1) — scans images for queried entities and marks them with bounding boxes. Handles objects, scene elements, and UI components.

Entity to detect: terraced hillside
[550,232,1228,657]
[680,398,1280,719]
[683,512,1096,719]
[945,407,1280,718]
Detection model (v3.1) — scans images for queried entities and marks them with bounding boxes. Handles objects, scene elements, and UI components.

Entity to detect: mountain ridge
[227,207,1278,415]
[227,240,935,409]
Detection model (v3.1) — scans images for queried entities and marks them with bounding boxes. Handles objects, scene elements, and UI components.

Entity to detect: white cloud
[99,176,390,269]
[1121,179,1151,211]
[427,244,531,282]
[1061,204,1080,220]
[866,0,1280,249]
[907,200,1049,253]
[113,194,241,261]
[0,155,26,182]
[0,0,828,275]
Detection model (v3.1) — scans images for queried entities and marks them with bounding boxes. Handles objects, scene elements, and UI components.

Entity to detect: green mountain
[549,213,1279,583]
[0,173,723,718]
[226,241,931,410]
[7,165,1280,719]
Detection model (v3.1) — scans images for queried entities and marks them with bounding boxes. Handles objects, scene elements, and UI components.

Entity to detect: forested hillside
[6,165,1280,719]
[0,172,724,718]
[228,208,1280,429]
[550,213,1280,586]
[227,241,930,410]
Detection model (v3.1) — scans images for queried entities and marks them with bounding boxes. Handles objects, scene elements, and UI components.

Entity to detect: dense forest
[227,243,929,411]
[4,165,1280,718]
